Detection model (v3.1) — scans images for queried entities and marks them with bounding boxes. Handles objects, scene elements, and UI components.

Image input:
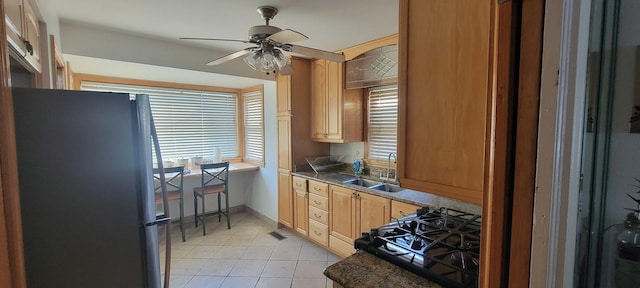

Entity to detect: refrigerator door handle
[135,94,165,288]
[145,217,172,227]
[142,94,173,288]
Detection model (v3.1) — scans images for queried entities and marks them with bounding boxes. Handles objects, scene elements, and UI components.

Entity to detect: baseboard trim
[245,206,278,229]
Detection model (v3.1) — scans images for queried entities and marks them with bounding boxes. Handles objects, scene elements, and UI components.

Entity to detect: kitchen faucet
[387,152,397,183]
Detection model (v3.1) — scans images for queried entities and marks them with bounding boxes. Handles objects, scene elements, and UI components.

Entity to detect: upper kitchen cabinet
[5,0,41,73]
[310,59,363,143]
[5,0,23,53]
[398,0,492,204]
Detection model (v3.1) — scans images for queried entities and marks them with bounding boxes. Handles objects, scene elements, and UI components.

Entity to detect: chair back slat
[200,162,229,189]
[153,166,185,193]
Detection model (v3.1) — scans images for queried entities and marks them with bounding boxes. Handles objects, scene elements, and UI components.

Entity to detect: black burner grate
[355,207,481,288]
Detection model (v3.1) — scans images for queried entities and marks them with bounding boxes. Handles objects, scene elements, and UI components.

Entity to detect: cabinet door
[329,185,356,242]
[310,59,327,139]
[390,201,421,221]
[293,190,308,236]
[277,116,291,171]
[22,0,40,71]
[276,72,291,116]
[277,171,293,228]
[325,61,343,140]
[399,0,491,204]
[358,193,390,236]
[5,0,23,51]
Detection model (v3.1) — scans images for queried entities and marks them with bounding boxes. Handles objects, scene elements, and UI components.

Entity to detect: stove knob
[370,228,379,237]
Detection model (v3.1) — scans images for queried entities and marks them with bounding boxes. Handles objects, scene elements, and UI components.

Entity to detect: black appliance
[12,88,167,288]
[355,207,481,288]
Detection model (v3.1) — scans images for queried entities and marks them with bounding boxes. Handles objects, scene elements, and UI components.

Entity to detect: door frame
[1,0,27,286]
[530,0,592,286]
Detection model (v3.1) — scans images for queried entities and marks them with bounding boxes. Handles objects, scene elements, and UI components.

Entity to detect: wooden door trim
[480,0,516,287]
[508,0,544,286]
[1,0,27,286]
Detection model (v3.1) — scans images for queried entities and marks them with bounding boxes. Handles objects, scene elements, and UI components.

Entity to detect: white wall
[330,142,365,164]
[243,82,278,221]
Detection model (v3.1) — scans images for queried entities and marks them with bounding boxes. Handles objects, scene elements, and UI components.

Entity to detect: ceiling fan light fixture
[273,49,290,69]
[243,51,260,70]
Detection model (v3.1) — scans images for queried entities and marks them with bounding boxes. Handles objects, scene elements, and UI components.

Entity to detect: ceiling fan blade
[267,29,308,44]
[289,45,345,62]
[180,37,252,44]
[206,49,253,66]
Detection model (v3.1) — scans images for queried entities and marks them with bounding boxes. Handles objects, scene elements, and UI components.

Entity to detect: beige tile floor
[159,211,340,288]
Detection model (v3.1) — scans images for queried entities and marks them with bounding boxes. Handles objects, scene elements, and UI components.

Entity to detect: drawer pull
[314,187,321,191]
[314,213,322,218]
[313,200,322,205]
[314,231,322,236]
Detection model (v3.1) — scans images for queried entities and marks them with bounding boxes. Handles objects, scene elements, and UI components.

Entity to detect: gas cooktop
[355,207,481,288]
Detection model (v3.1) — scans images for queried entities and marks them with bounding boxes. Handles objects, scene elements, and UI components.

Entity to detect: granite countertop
[292,171,481,215]
[324,251,442,288]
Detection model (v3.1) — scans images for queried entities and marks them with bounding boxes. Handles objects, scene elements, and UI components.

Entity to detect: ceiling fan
[181,6,346,75]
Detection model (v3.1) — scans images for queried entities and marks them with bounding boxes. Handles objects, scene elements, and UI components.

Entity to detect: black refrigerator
[12,88,165,288]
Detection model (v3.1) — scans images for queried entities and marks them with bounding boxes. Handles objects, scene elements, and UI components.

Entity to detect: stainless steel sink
[342,178,382,187]
[369,183,405,192]
[342,178,404,192]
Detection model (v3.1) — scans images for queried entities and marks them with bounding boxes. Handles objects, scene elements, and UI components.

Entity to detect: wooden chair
[153,166,186,242]
[193,162,230,235]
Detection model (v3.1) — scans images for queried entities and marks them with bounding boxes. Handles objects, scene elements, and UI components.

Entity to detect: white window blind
[80,81,239,162]
[368,85,398,160]
[243,89,264,164]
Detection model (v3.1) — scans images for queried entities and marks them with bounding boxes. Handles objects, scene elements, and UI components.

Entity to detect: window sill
[182,162,260,179]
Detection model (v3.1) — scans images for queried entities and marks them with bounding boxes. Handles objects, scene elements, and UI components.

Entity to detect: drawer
[308,180,329,197]
[309,206,329,225]
[309,219,328,246]
[309,193,328,211]
[292,176,307,191]
[391,201,422,220]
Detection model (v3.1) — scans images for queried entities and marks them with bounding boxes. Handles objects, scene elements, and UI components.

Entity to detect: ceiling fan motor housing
[249,25,282,42]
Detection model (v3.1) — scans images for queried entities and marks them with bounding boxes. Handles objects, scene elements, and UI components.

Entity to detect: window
[80,80,240,162]
[242,86,264,165]
[367,85,398,162]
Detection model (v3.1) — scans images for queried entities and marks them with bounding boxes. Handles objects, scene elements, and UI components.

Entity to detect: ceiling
[47,0,399,58]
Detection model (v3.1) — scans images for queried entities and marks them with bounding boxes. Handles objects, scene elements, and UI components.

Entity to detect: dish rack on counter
[305,156,345,174]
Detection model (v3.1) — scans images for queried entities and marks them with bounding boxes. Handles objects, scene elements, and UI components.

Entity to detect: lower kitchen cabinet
[329,185,390,258]
[293,177,309,236]
[308,180,330,247]
[358,193,391,235]
[277,171,293,228]
[309,218,329,246]
[329,185,356,244]
[390,200,422,221]
[294,190,309,236]
[286,178,412,259]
